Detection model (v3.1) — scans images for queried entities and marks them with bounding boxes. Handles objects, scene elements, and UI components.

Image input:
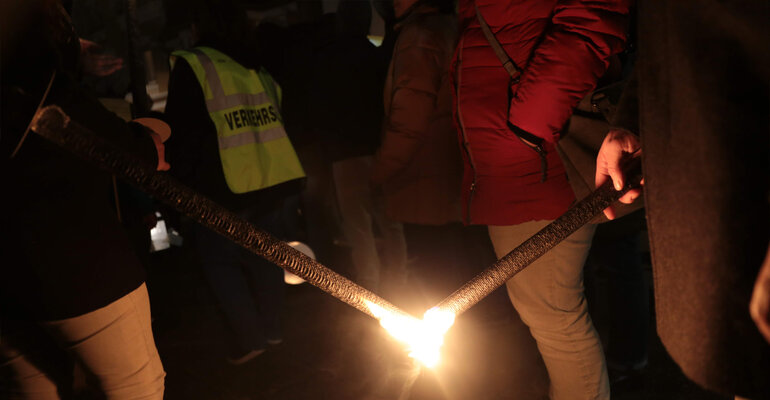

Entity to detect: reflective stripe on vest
[171,47,304,193]
[219,126,286,150]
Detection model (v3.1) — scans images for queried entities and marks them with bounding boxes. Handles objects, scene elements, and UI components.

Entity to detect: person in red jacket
[451,1,630,399]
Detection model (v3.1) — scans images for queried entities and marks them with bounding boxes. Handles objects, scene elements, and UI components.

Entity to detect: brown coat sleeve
[371,19,447,185]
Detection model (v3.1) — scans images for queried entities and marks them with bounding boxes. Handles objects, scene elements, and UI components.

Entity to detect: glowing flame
[366,301,456,368]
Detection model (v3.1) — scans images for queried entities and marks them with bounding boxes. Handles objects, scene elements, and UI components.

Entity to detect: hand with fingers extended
[595,128,643,220]
[79,38,124,77]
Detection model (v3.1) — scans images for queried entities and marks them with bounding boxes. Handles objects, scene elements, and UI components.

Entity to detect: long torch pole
[31,105,413,321]
[434,161,642,316]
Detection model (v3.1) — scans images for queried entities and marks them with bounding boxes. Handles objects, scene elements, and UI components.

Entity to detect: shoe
[266,337,283,345]
[226,348,265,365]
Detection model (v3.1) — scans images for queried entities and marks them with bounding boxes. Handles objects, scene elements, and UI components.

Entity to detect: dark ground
[145,222,728,400]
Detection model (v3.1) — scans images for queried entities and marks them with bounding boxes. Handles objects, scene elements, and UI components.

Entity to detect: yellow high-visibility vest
[171,46,304,194]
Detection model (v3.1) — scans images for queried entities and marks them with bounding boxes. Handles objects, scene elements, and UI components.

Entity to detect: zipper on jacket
[505,102,548,182]
[512,132,548,183]
[455,36,477,225]
[467,178,477,222]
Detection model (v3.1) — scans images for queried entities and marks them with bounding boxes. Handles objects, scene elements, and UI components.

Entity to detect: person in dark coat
[371,0,460,227]
[596,1,770,398]
[0,1,167,397]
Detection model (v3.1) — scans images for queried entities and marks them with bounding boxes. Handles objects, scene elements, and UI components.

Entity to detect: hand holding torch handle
[435,158,643,316]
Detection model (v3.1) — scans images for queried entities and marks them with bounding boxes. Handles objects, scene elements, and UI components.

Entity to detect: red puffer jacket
[452,0,630,225]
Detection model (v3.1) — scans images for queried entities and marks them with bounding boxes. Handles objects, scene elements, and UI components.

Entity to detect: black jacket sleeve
[163,58,215,186]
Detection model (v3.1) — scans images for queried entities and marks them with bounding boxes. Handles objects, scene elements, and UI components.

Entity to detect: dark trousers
[586,221,649,371]
[403,223,468,310]
[193,205,289,355]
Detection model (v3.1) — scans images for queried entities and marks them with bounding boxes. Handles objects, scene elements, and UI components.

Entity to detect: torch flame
[366,301,456,368]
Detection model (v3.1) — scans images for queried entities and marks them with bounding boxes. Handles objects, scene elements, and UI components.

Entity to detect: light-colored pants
[488,221,608,400]
[0,283,165,400]
[333,156,407,291]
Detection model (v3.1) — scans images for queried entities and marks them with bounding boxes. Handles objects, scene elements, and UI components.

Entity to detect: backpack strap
[475,4,548,181]
[475,4,521,83]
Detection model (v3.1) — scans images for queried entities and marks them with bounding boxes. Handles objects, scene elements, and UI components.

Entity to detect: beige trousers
[488,221,609,400]
[0,283,165,399]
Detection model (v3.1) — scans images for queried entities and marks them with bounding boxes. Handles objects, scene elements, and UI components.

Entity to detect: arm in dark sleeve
[371,26,444,185]
[509,0,631,143]
[51,76,159,166]
[163,57,214,185]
